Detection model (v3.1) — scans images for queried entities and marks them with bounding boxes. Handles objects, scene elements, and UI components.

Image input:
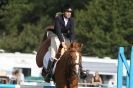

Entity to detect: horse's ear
[69,42,83,52]
[69,42,77,51]
[77,43,83,52]
[79,43,83,49]
[70,42,83,48]
[70,42,76,48]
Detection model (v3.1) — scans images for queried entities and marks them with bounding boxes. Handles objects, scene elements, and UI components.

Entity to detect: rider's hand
[61,42,67,50]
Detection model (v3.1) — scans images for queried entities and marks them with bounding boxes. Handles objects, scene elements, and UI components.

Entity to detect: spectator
[82,70,93,87]
[10,69,24,84]
[17,69,24,84]
[91,71,102,87]
[0,70,9,84]
[10,70,17,84]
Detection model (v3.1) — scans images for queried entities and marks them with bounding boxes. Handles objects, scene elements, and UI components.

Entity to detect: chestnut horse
[54,42,82,88]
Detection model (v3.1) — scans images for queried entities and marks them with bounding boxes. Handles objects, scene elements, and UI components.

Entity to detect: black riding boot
[45,59,54,83]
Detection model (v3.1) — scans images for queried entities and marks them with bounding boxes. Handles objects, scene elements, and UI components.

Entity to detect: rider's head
[62,4,73,19]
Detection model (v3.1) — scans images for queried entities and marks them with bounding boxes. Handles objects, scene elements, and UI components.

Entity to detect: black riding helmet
[62,4,73,12]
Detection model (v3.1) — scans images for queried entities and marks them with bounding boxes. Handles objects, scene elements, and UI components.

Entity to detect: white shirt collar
[63,17,68,26]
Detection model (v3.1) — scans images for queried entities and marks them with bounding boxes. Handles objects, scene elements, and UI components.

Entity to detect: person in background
[0,70,9,84]
[81,70,93,87]
[10,69,24,84]
[91,71,102,87]
[18,69,24,84]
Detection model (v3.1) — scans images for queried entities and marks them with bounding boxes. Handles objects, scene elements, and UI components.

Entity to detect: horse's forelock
[69,42,83,52]
[69,48,77,52]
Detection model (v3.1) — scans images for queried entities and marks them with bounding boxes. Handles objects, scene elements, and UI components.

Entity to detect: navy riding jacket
[53,15,75,42]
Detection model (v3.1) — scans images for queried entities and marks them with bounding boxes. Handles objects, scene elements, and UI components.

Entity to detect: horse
[54,42,83,88]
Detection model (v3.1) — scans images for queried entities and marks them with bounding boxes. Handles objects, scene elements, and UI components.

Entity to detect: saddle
[36,38,51,67]
[36,25,55,67]
[36,37,63,81]
[41,45,63,83]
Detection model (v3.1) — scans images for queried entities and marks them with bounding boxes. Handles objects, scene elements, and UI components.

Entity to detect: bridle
[66,51,81,77]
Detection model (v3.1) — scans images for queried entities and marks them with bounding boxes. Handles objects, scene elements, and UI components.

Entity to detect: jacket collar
[61,16,70,27]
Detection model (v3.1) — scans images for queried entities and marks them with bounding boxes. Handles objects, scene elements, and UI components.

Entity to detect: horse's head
[54,42,83,88]
[66,42,83,80]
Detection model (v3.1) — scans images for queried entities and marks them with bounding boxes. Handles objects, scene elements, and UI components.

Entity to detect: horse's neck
[57,51,69,69]
[56,47,66,59]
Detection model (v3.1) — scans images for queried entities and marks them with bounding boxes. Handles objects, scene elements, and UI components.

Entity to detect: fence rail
[0,83,116,88]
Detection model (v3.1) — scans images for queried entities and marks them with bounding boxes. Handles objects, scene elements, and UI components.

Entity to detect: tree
[0,0,133,58]
[0,0,52,52]
[75,0,133,58]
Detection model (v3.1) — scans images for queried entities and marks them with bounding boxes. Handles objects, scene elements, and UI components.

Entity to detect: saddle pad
[43,51,58,74]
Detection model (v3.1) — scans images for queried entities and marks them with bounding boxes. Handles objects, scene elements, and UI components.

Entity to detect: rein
[72,63,80,67]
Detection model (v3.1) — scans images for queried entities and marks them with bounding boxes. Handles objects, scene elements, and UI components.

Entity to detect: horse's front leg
[69,77,79,88]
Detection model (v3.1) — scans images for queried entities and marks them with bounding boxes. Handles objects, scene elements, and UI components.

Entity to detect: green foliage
[75,0,133,58]
[0,0,133,58]
[0,0,52,52]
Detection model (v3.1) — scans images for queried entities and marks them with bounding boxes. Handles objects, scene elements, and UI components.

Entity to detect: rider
[45,4,86,82]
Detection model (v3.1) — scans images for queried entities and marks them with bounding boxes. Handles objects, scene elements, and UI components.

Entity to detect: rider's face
[64,11,72,19]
